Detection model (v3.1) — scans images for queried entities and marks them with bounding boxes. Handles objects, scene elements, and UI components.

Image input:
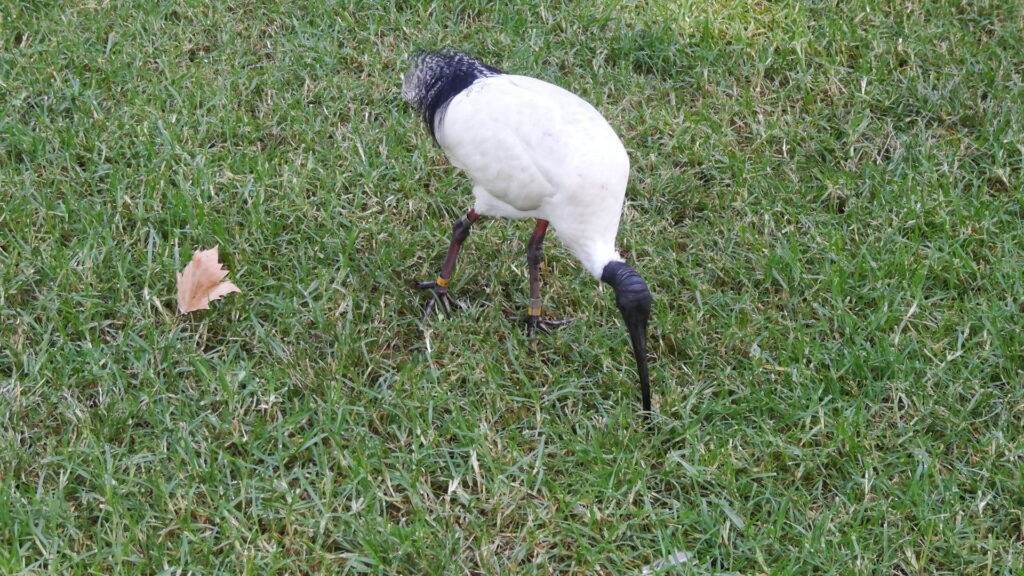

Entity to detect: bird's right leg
[418,209,481,319]
[519,219,573,336]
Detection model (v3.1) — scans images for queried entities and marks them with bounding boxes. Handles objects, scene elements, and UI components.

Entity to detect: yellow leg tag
[435,276,449,289]
[527,298,542,317]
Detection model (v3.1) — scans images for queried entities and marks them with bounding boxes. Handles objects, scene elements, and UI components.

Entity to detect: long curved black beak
[624,309,651,413]
[601,261,653,414]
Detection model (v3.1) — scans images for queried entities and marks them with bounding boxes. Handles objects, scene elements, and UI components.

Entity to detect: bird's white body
[405,51,654,414]
[436,75,630,279]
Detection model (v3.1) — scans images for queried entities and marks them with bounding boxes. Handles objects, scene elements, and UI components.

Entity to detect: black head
[401,49,502,142]
[601,261,653,414]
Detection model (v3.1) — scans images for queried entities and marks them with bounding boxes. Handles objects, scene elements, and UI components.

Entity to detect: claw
[418,280,463,320]
[507,314,574,337]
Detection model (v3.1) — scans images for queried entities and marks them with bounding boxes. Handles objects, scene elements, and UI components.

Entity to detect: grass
[1,0,1022,573]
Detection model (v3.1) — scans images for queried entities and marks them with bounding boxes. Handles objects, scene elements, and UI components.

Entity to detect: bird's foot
[508,313,574,337]
[417,280,464,320]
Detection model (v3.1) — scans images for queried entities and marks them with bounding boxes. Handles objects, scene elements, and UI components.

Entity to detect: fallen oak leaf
[176,246,241,314]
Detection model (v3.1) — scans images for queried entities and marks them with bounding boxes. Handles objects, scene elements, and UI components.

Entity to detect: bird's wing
[437,75,611,215]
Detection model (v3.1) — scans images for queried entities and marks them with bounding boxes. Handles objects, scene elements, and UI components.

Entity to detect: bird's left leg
[418,209,481,319]
[517,219,573,337]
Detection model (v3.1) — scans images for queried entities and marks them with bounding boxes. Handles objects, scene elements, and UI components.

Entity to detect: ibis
[402,49,653,414]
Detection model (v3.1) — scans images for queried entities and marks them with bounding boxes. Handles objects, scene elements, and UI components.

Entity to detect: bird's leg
[418,209,481,319]
[516,219,573,336]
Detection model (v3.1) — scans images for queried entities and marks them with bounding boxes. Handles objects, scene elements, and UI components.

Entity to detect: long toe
[510,314,574,337]
[421,289,463,320]
[415,278,465,319]
[436,292,464,316]
[535,317,574,335]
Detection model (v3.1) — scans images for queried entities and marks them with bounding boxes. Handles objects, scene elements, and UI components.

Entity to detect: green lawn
[2,0,1022,574]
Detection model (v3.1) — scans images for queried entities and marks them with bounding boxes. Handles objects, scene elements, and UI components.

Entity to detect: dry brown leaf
[176,246,241,314]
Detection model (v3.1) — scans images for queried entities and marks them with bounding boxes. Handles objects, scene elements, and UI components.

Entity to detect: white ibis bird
[402,49,653,413]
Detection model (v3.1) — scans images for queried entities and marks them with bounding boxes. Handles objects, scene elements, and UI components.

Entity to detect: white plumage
[438,75,630,278]
[403,49,654,415]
